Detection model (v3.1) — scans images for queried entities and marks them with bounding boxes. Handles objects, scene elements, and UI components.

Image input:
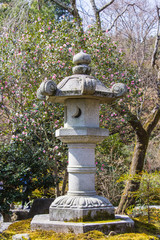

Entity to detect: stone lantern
[32,51,134,233]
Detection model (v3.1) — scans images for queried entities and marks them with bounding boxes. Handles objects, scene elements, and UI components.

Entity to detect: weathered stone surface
[50,195,114,221]
[56,128,109,144]
[38,80,57,96]
[50,195,113,208]
[50,207,115,222]
[31,214,134,234]
[12,233,30,240]
[2,213,12,222]
[64,99,100,128]
[73,51,91,65]
[8,198,54,221]
[28,198,54,218]
[46,75,125,104]
[72,65,91,75]
[111,83,127,97]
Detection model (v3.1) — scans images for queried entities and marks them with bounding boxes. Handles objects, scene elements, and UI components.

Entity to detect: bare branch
[143,17,157,42]
[98,0,115,13]
[107,3,136,32]
[89,0,115,29]
[71,0,82,26]
[89,0,101,28]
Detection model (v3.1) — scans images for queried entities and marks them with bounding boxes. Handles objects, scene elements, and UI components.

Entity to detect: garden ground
[0,208,160,240]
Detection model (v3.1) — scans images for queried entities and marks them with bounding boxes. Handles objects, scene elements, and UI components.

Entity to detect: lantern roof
[37,51,127,103]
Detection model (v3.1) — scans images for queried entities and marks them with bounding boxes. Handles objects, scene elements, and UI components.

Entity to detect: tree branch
[89,0,101,28]
[144,77,160,135]
[111,102,147,140]
[89,0,115,29]
[50,0,82,26]
[37,0,42,11]
[146,6,160,134]
[89,0,98,15]
[98,0,115,13]
[107,3,136,32]
[70,0,82,25]
[50,0,73,14]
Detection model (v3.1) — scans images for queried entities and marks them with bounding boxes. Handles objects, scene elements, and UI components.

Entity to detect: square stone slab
[31,214,134,234]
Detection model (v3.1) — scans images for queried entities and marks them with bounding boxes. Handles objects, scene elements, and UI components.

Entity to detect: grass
[0,209,160,240]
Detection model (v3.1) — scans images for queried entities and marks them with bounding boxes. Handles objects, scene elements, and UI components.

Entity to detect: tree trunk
[53,163,60,197]
[50,0,82,27]
[37,0,42,11]
[70,0,82,27]
[61,168,68,195]
[89,0,101,29]
[116,134,149,214]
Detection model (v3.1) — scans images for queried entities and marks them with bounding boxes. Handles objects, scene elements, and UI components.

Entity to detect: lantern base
[49,195,114,222]
[31,214,134,234]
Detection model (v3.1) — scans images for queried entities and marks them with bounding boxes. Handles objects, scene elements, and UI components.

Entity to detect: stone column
[67,143,96,196]
[64,98,99,197]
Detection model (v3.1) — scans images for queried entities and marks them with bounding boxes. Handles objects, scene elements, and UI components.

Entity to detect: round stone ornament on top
[72,51,91,75]
[73,51,91,65]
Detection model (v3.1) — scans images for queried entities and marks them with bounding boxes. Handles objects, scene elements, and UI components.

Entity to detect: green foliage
[96,133,130,157]
[134,208,160,229]
[119,171,160,222]
[0,2,9,24]
[134,210,160,236]
[95,134,131,205]
[118,171,160,206]
[0,139,56,214]
[138,171,160,205]
[134,171,160,223]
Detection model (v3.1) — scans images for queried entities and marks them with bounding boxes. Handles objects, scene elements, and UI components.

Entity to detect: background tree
[115,3,160,213]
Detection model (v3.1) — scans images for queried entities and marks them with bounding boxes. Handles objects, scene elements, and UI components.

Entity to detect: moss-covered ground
[0,209,160,240]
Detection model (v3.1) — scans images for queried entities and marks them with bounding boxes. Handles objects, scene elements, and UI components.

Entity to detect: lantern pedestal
[31,214,134,234]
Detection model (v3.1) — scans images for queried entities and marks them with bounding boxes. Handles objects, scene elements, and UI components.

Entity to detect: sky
[149,0,160,6]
